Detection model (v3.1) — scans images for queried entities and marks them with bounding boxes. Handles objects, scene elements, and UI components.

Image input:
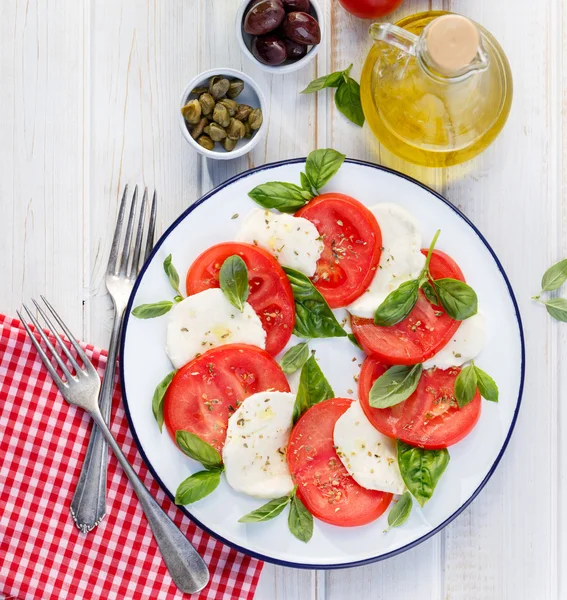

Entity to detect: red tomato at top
[358,357,481,449]
[296,193,382,308]
[338,0,404,19]
[287,397,393,526]
[164,344,290,452]
[186,242,295,356]
[351,249,464,365]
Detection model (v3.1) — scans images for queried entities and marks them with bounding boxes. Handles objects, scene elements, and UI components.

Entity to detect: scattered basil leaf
[175,470,221,505]
[284,267,347,339]
[374,279,420,327]
[348,333,363,350]
[163,254,182,297]
[541,258,567,292]
[305,149,346,193]
[219,255,249,312]
[434,278,478,321]
[335,77,365,127]
[544,297,567,322]
[397,441,450,507]
[152,370,176,432]
[369,364,422,409]
[238,496,290,523]
[300,65,352,94]
[288,495,313,542]
[422,281,440,306]
[293,355,334,423]
[386,491,413,530]
[280,342,310,375]
[132,300,174,319]
[248,182,313,213]
[300,171,315,195]
[175,430,223,470]
[454,364,478,408]
[475,366,499,402]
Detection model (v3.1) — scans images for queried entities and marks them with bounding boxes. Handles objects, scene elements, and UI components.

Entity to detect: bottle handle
[369,23,419,57]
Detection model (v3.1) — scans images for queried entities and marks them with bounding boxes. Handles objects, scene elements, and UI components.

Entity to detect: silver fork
[18,298,210,594]
[71,185,156,533]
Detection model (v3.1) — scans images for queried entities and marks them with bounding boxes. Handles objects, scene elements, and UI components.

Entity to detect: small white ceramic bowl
[179,68,267,161]
[236,0,324,75]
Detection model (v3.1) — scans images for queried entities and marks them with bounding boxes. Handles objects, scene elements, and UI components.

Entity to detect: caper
[235,104,252,121]
[191,84,209,95]
[181,99,202,125]
[223,137,238,152]
[244,120,253,139]
[209,122,228,142]
[213,103,230,128]
[203,124,212,136]
[197,134,215,151]
[190,117,208,140]
[227,118,246,140]
[227,79,245,99]
[199,93,215,116]
[219,98,238,117]
[248,108,263,131]
[210,77,230,100]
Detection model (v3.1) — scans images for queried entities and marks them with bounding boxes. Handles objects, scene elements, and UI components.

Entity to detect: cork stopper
[425,15,481,75]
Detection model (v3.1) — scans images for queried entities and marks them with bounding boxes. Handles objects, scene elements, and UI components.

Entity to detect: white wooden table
[1,0,564,598]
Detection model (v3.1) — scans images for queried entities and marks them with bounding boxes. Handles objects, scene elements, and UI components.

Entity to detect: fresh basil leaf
[300,171,315,195]
[238,496,290,523]
[475,366,499,402]
[335,77,364,127]
[300,66,351,94]
[422,281,440,306]
[175,470,221,505]
[248,182,313,213]
[544,297,567,322]
[280,342,310,375]
[348,333,362,350]
[175,430,223,470]
[288,495,313,542]
[132,300,174,319]
[293,355,334,423]
[219,255,249,312]
[283,267,347,339]
[163,254,182,296]
[454,364,478,408]
[386,491,412,530]
[434,278,478,321]
[541,258,567,292]
[369,364,422,409]
[397,441,450,507]
[152,370,176,432]
[305,149,346,193]
[374,279,420,327]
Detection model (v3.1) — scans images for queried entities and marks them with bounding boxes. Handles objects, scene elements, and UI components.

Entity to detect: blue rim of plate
[119,158,526,570]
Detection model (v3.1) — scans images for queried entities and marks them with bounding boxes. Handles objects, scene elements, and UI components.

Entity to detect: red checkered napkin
[0,314,263,600]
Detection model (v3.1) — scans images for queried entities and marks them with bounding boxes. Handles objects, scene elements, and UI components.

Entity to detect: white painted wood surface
[0,0,564,598]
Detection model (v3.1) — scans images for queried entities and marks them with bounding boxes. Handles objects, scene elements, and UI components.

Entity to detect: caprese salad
[133,149,498,542]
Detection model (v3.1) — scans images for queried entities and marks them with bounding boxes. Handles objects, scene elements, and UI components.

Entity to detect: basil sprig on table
[152,370,177,432]
[533,258,567,321]
[369,364,422,409]
[292,355,334,423]
[174,431,224,505]
[454,361,499,408]
[219,255,249,312]
[301,64,365,128]
[386,491,413,531]
[279,342,310,374]
[397,441,450,507]
[248,148,346,213]
[132,254,184,318]
[374,230,478,326]
[284,267,347,339]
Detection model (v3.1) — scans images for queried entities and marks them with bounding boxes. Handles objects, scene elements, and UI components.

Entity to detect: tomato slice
[296,193,382,308]
[186,242,295,356]
[287,397,392,526]
[351,249,464,365]
[164,344,290,452]
[359,357,481,449]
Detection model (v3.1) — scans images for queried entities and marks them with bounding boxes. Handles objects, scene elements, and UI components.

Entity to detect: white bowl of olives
[179,68,267,160]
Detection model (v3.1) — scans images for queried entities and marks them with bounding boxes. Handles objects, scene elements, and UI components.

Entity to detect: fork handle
[70,306,123,532]
[90,409,210,594]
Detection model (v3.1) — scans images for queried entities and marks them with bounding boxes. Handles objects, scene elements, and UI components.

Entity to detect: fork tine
[119,185,139,276]
[129,187,148,278]
[20,306,73,383]
[144,189,157,264]
[107,185,129,275]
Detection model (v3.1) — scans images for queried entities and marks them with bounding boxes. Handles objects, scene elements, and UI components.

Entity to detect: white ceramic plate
[120,159,525,569]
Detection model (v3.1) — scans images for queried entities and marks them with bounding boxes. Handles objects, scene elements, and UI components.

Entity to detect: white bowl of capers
[179,68,267,160]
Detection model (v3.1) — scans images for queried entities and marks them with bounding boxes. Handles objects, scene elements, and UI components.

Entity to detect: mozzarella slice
[422,312,486,370]
[165,288,266,369]
[236,209,324,277]
[223,391,295,499]
[333,401,405,495]
[348,203,426,318]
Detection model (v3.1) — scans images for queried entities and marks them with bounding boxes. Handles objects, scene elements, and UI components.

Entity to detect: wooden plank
[255,565,320,600]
